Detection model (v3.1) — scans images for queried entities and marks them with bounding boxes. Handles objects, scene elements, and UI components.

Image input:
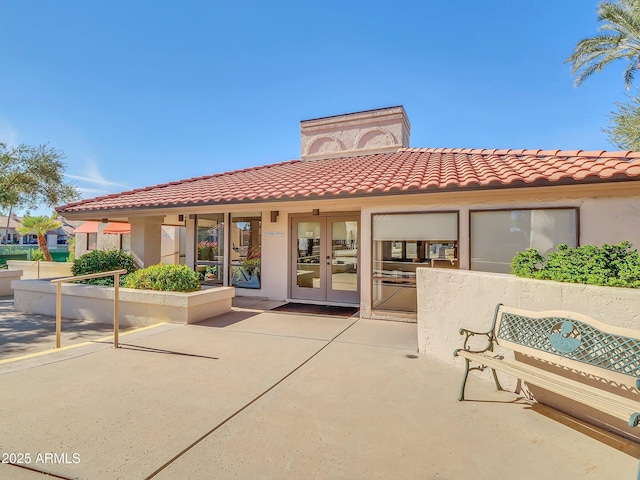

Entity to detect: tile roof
[0,215,23,229]
[57,147,640,214]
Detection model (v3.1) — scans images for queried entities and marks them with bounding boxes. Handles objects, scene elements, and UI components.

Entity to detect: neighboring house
[0,214,25,245]
[1,214,78,247]
[56,106,640,321]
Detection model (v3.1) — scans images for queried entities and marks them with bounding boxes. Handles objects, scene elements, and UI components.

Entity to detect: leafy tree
[0,143,79,244]
[16,215,62,262]
[604,93,640,149]
[565,0,640,89]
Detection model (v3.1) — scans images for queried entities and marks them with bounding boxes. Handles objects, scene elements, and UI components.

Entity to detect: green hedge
[123,264,201,292]
[511,241,640,288]
[72,250,137,286]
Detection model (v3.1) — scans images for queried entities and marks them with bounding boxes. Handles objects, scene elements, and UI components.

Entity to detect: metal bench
[454,304,640,476]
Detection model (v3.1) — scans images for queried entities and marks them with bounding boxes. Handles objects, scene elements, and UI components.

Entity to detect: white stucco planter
[11,279,235,327]
[0,269,23,296]
[417,268,640,441]
[7,260,73,280]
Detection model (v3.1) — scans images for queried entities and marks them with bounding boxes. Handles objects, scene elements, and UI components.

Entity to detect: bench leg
[491,368,504,392]
[458,358,471,401]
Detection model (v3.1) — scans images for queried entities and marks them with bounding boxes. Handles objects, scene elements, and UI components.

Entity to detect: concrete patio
[0,298,638,479]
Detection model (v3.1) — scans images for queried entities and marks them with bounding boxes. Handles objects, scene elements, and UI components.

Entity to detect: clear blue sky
[0,1,632,214]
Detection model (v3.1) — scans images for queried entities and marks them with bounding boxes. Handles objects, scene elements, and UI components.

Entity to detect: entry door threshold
[287,298,359,308]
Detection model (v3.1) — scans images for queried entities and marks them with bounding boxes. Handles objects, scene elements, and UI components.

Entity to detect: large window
[196,214,225,284]
[372,212,458,312]
[230,212,261,289]
[470,208,578,274]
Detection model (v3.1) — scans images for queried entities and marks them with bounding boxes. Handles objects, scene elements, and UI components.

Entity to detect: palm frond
[598,2,640,40]
[624,58,637,86]
[566,1,640,88]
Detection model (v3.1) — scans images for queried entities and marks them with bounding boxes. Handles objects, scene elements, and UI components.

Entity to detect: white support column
[185,216,196,270]
[129,216,163,268]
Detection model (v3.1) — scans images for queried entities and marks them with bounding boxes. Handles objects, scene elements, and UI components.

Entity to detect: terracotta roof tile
[56,148,640,214]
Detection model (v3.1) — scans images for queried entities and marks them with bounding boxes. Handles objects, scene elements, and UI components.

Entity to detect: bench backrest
[493,305,640,389]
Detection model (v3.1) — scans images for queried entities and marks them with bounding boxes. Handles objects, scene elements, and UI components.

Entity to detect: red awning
[103,223,131,235]
[74,221,100,234]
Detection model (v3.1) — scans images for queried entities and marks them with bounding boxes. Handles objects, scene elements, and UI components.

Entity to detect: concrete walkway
[0,303,638,479]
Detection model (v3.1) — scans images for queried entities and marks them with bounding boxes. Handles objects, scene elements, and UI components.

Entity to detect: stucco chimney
[300,106,411,161]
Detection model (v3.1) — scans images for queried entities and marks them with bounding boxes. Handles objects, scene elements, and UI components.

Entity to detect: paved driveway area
[0,296,137,361]
[0,305,638,479]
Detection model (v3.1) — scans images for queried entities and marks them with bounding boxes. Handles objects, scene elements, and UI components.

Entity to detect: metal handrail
[24,259,42,278]
[50,269,128,349]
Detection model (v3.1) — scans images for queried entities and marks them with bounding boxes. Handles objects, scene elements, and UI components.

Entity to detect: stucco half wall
[416,268,640,441]
[0,269,22,296]
[12,280,235,327]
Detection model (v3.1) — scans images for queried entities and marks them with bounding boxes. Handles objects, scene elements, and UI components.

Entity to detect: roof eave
[56,176,640,219]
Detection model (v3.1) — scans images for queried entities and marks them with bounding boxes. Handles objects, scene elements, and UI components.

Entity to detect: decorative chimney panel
[300,106,410,161]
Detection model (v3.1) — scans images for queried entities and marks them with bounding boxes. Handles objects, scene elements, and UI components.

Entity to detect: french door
[291,215,359,304]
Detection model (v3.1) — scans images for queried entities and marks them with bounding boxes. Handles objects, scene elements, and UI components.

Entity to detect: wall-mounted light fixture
[312,209,320,216]
[101,218,108,223]
[178,214,185,222]
[270,211,279,223]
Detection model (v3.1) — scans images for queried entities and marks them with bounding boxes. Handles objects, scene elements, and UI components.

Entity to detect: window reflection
[230,212,261,289]
[196,214,224,284]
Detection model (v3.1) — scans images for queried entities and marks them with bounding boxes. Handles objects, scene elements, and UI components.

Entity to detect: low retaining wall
[0,269,22,296]
[416,268,640,441]
[7,260,73,280]
[12,279,235,327]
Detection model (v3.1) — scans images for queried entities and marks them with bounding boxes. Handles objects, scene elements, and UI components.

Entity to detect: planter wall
[0,269,22,296]
[416,268,640,441]
[7,260,73,280]
[12,279,235,327]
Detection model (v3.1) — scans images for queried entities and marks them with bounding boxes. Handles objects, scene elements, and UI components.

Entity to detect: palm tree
[17,215,62,262]
[566,0,640,89]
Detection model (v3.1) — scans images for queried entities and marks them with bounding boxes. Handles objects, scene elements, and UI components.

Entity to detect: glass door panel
[295,221,324,290]
[330,220,358,292]
[327,218,359,303]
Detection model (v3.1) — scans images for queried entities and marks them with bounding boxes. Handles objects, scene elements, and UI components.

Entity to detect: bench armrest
[455,328,494,355]
[454,304,503,357]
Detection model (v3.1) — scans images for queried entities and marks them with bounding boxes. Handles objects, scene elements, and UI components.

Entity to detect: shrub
[510,248,544,278]
[72,250,137,286]
[31,249,44,261]
[511,241,640,288]
[123,264,201,292]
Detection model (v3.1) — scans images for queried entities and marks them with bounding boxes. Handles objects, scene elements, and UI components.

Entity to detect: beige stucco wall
[12,280,235,327]
[0,269,22,296]
[75,224,122,259]
[6,261,72,279]
[160,225,181,265]
[416,268,640,441]
[417,268,640,360]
